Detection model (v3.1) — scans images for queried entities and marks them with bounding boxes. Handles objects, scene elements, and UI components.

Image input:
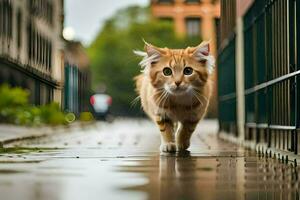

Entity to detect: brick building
[150,0,220,55]
[0,0,64,105]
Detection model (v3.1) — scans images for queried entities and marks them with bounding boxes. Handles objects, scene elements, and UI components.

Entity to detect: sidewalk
[0,122,94,146]
[0,119,299,200]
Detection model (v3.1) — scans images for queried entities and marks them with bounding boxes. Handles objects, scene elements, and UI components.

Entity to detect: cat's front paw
[176,140,190,151]
[160,142,176,153]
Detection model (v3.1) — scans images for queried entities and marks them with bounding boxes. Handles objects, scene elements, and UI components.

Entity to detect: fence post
[235,17,245,141]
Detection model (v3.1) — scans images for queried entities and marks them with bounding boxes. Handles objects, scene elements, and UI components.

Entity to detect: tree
[88,6,200,116]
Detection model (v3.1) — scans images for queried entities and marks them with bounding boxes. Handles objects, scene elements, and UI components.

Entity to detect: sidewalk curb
[218,131,300,166]
[0,122,96,146]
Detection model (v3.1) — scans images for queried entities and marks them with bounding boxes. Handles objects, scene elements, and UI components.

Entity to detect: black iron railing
[243,0,299,154]
[218,0,300,155]
[218,36,237,136]
[218,0,237,136]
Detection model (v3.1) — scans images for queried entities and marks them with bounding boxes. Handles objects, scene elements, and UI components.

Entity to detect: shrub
[0,84,29,108]
[79,112,94,122]
[39,103,68,125]
[0,84,30,123]
[0,85,72,126]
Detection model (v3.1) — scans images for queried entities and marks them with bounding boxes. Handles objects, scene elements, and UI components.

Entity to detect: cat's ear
[189,41,210,61]
[144,41,165,58]
[133,41,165,71]
[188,41,215,74]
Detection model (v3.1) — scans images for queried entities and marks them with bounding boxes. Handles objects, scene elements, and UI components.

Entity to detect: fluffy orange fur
[134,41,214,152]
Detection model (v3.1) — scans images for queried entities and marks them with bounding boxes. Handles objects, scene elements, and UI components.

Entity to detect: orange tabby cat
[134,41,214,152]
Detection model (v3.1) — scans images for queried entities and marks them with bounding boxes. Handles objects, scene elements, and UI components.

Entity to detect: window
[29,0,54,25]
[48,41,52,71]
[157,0,174,4]
[185,0,201,4]
[27,22,52,71]
[17,10,22,50]
[0,0,13,38]
[0,1,3,36]
[159,17,173,24]
[7,1,13,38]
[185,18,201,37]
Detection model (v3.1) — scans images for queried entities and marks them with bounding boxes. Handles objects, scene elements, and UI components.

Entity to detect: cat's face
[142,42,214,96]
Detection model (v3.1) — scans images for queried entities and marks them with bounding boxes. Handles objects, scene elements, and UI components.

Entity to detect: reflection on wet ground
[0,119,299,200]
[119,153,300,200]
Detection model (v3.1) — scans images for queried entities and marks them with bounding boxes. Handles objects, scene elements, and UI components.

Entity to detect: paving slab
[0,122,92,145]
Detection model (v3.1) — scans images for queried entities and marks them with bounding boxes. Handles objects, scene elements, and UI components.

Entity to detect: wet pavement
[0,119,299,200]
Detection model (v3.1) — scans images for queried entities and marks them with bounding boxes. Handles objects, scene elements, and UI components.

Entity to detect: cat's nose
[175,81,181,87]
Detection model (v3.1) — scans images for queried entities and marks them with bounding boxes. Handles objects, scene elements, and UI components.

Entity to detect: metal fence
[218,0,237,136]
[218,36,237,136]
[218,0,300,155]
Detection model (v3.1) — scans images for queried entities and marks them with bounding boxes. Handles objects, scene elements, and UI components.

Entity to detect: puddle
[0,147,62,154]
[197,167,214,171]
[0,160,42,164]
[0,169,26,174]
[115,153,300,200]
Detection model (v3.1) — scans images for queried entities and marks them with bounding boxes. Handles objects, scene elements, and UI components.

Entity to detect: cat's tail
[133,74,143,94]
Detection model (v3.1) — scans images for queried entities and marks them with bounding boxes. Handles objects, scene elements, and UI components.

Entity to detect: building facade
[150,0,220,116]
[64,41,92,115]
[151,0,220,55]
[0,0,64,105]
[218,0,300,158]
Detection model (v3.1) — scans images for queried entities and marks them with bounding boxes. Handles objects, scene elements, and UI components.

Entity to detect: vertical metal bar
[284,5,287,140]
[296,0,300,154]
[275,0,278,129]
[271,1,275,148]
[268,0,271,147]
[253,11,258,143]
[293,0,299,154]
[285,0,289,150]
[279,1,283,141]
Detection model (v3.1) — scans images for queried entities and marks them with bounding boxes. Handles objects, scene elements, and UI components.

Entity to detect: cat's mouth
[165,85,191,95]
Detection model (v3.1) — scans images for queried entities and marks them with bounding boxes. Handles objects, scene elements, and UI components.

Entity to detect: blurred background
[1,0,299,156]
[0,0,220,125]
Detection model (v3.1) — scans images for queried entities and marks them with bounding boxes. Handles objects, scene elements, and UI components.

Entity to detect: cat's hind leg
[155,116,176,153]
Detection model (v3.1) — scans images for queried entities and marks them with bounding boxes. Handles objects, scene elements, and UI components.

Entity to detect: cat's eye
[183,67,193,75]
[163,67,172,76]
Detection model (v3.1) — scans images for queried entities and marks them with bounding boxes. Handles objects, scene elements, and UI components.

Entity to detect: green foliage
[39,103,68,126]
[0,84,71,126]
[0,84,29,108]
[79,112,94,122]
[88,6,200,115]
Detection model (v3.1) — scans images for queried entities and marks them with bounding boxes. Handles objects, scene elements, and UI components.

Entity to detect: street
[0,119,299,200]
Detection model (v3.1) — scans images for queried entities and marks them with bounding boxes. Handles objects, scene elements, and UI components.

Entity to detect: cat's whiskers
[192,90,204,106]
[193,89,209,103]
[152,88,165,99]
[156,90,167,107]
[160,91,169,108]
[130,96,141,108]
[189,93,193,110]
[161,91,169,109]
[193,94,203,106]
